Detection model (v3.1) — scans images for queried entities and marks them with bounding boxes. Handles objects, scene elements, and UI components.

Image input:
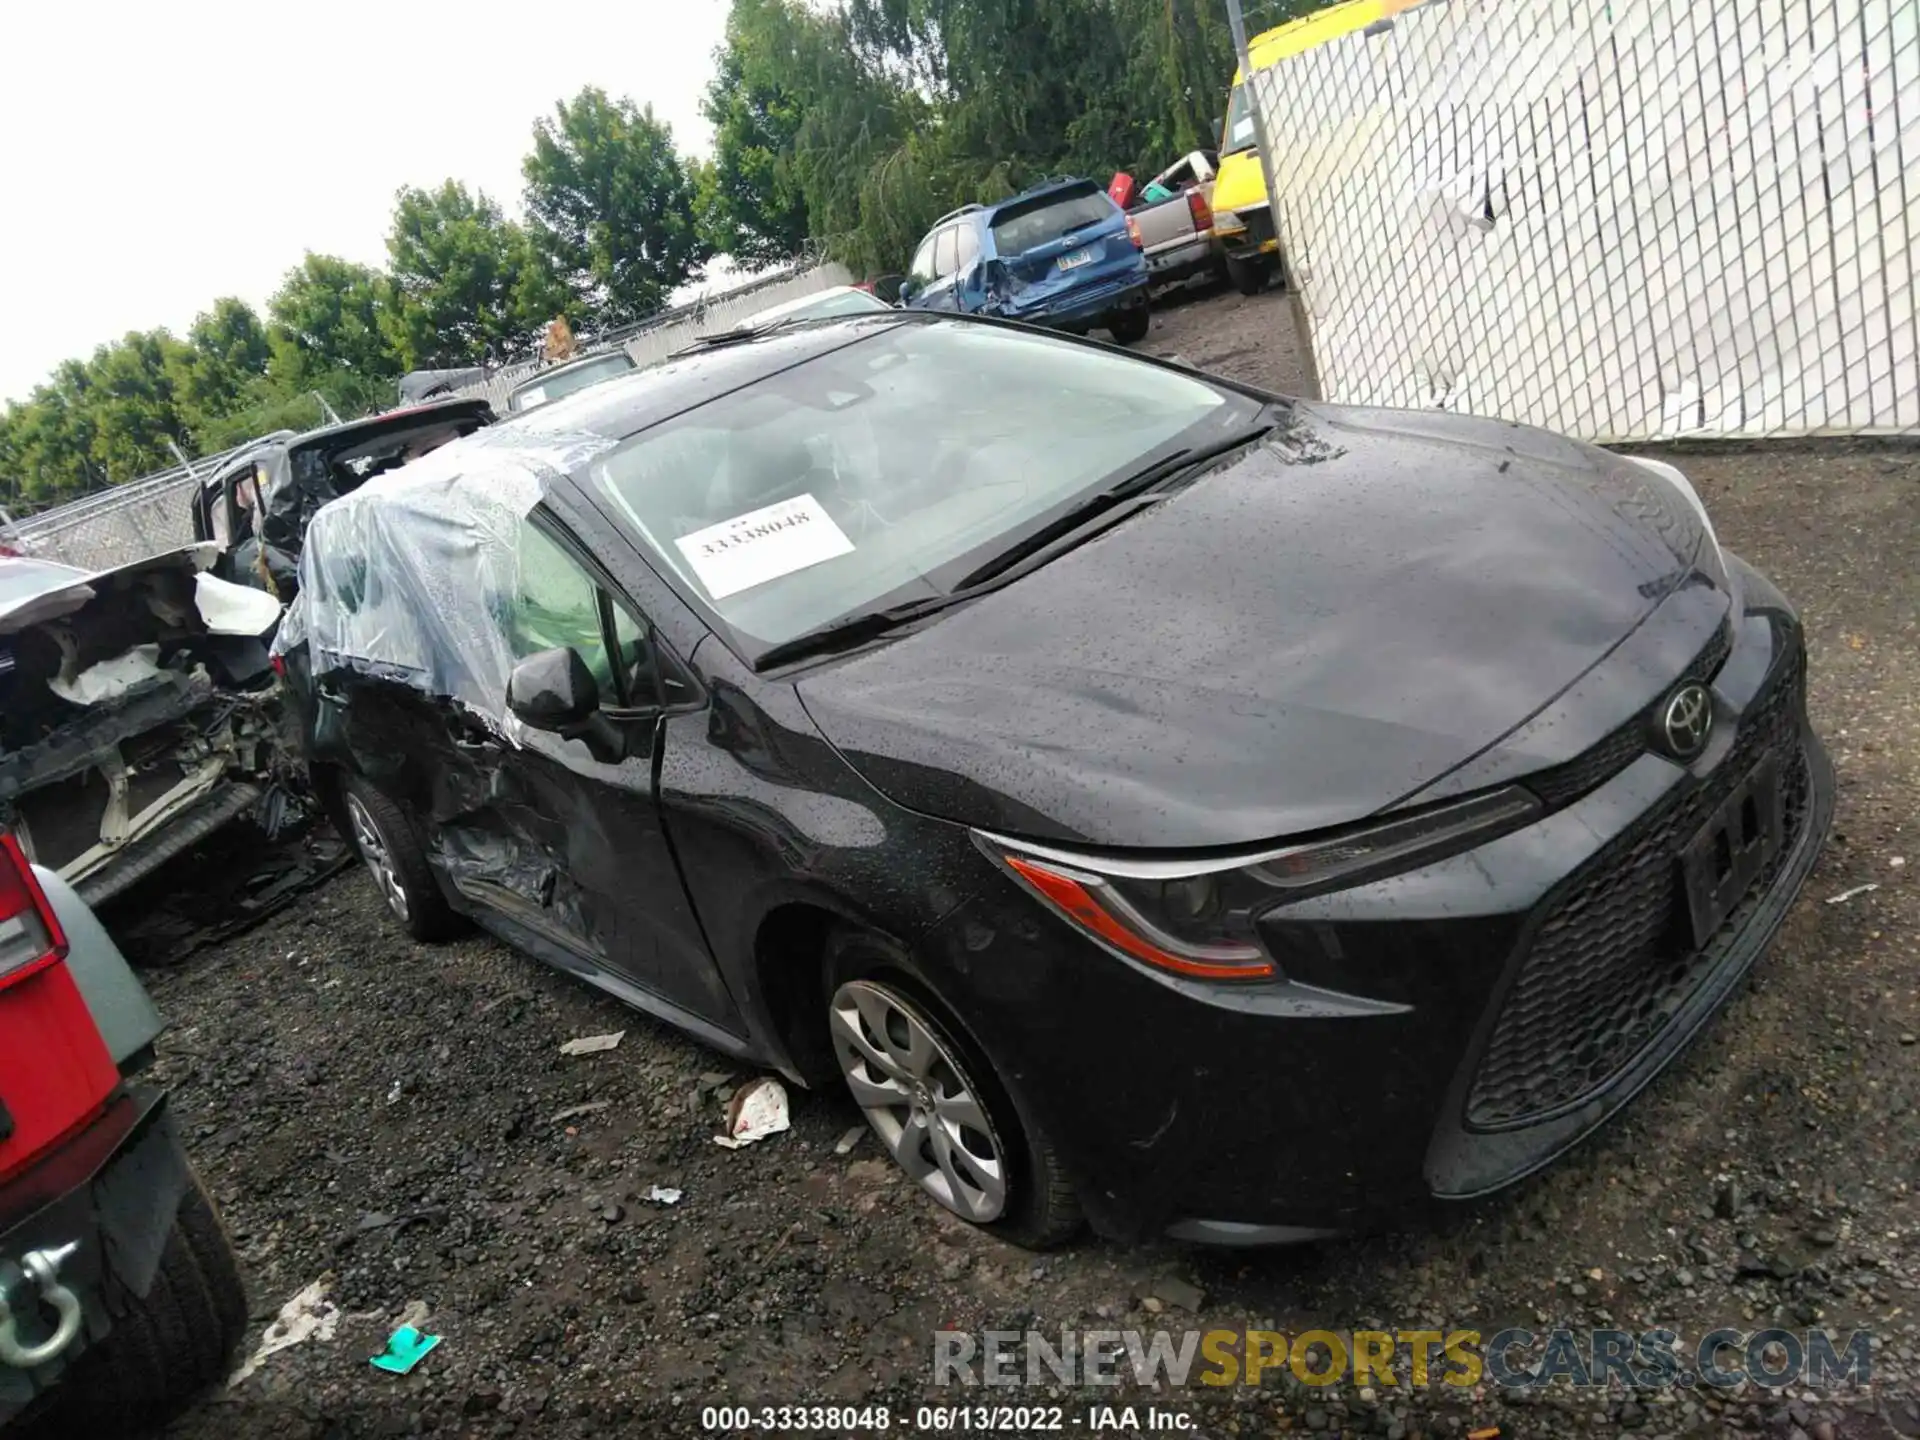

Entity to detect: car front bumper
[919,595,1834,1243]
[0,1087,188,1423]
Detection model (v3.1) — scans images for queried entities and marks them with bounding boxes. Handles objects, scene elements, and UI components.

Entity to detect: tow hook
[0,1243,84,1369]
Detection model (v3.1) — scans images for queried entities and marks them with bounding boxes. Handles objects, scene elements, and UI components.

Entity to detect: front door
[474,513,738,1030]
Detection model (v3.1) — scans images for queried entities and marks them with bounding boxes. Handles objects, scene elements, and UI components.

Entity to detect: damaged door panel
[0,548,293,907]
[313,509,739,1032]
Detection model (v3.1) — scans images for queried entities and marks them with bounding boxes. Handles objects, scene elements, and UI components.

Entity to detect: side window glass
[952,223,980,272]
[932,226,957,278]
[509,521,617,704]
[910,237,938,281]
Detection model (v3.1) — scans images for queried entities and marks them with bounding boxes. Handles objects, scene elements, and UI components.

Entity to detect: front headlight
[1212,210,1248,235]
[974,786,1540,982]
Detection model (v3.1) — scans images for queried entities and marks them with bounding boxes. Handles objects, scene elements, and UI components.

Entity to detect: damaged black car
[0,548,291,907]
[190,398,493,604]
[275,312,1834,1249]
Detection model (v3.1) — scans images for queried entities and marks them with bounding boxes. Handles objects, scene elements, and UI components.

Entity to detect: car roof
[508,350,635,395]
[738,285,878,326]
[265,399,492,464]
[501,313,910,447]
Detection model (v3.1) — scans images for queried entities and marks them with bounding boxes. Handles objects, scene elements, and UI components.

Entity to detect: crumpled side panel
[275,428,616,729]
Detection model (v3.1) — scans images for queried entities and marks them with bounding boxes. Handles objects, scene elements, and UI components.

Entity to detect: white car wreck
[0,544,290,905]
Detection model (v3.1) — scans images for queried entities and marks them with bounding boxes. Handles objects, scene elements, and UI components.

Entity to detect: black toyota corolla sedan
[274,311,1833,1249]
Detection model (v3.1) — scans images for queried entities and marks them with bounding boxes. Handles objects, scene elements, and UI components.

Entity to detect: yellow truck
[1211,0,1409,294]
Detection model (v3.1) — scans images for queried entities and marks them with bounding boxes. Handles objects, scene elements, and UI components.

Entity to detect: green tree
[85,331,194,482]
[267,254,403,388]
[382,181,559,368]
[698,44,811,266]
[169,297,273,437]
[523,87,711,324]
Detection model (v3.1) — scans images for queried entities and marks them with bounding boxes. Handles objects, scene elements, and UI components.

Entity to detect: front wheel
[1107,306,1151,345]
[1226,254,1272,297]
[825,928,1081,1249]
[342,775,463,942]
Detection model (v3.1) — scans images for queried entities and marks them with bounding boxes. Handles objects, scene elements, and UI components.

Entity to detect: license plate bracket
[1680,755,1783,946]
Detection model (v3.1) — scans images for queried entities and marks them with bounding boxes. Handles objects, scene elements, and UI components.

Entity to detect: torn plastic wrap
[275,425,621,733]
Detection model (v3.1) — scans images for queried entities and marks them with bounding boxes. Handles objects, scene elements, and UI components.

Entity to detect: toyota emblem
[1658,682,1714,759]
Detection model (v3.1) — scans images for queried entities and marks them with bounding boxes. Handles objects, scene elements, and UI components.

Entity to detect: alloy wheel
[345,793,411,923]
[829,980,1007,1223]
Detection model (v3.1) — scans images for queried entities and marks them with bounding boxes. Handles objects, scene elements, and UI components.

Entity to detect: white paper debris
[1825,883,1880,905]
[49,644,165,705]
[713,1077,791,1149]
[834,1126,866,1156]
[645,1185,684,1205]
[229,1278,341,1387]
[195,570,284,636]
[675,493,853,600]
[559,1031,626,1056]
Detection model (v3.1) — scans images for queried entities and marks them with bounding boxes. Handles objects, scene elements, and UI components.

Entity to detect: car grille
[1524,620,1734,810]
[1465,640,1807,1131]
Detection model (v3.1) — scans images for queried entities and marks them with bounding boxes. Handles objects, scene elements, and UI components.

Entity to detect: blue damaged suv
[899,178,1152,343]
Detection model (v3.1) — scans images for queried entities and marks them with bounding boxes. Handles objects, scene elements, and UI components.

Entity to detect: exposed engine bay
[0,545,295,905]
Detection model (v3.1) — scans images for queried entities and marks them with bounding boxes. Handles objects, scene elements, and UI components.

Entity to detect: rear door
[470,512,737,1029]
[917,226,963,311]
[987,182,1137,301]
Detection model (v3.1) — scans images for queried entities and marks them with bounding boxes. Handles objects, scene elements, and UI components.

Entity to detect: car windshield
[585,320,1256,659]
[989,185,1114,255]
[513,355,634,411]
[1223,83,1257,154]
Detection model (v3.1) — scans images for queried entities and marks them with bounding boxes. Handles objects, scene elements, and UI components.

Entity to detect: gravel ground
[133,282,1918,1439]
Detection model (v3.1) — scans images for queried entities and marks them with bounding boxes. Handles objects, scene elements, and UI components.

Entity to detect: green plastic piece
[369,1325,442,1375]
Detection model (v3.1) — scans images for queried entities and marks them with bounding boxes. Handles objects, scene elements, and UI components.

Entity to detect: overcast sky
[0,0,729,405]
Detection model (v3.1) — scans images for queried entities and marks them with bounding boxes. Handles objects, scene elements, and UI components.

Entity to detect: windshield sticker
[675,493,855,599]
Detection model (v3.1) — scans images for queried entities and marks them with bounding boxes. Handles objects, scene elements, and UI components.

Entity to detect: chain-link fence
[5,258,852,571]
[438,259,854,413]
[1248,0,1919,441]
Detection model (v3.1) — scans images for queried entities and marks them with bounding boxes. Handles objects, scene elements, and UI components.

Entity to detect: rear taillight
[0,832,67,990]
[1125,215,1144,250]
[270,653,288,679]
[0,832,113,1185]
[1187,189,1213,231]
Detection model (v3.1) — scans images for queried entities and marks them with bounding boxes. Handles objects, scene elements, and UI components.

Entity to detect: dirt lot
[136,282,1918,1439]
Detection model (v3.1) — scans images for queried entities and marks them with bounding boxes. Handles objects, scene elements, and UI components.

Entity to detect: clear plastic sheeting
[275,425,622,731]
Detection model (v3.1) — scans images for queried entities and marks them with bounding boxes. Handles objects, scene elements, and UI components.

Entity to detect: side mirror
[897,277,922,306]
[1212,116,1225,140]
[506,646,599,731]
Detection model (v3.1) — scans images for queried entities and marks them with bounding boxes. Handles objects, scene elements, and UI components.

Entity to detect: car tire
[341,774,463,942]
[824,927,1082,1250]
[31,1167,247,1438]
[1107,307,1151,345]
[1226,254,1271,296]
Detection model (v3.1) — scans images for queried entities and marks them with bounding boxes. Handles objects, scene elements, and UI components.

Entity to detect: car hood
[796,403,1721,849]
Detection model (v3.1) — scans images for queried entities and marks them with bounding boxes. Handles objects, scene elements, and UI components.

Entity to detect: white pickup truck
[1123,151,1221,286]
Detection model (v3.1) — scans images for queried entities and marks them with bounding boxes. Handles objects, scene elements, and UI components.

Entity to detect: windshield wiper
[752,592,960,670]
[752,422,1275,670]
[947,422,1276,591]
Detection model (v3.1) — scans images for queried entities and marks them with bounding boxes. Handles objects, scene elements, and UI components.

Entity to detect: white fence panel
[1251,0,1920,441]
